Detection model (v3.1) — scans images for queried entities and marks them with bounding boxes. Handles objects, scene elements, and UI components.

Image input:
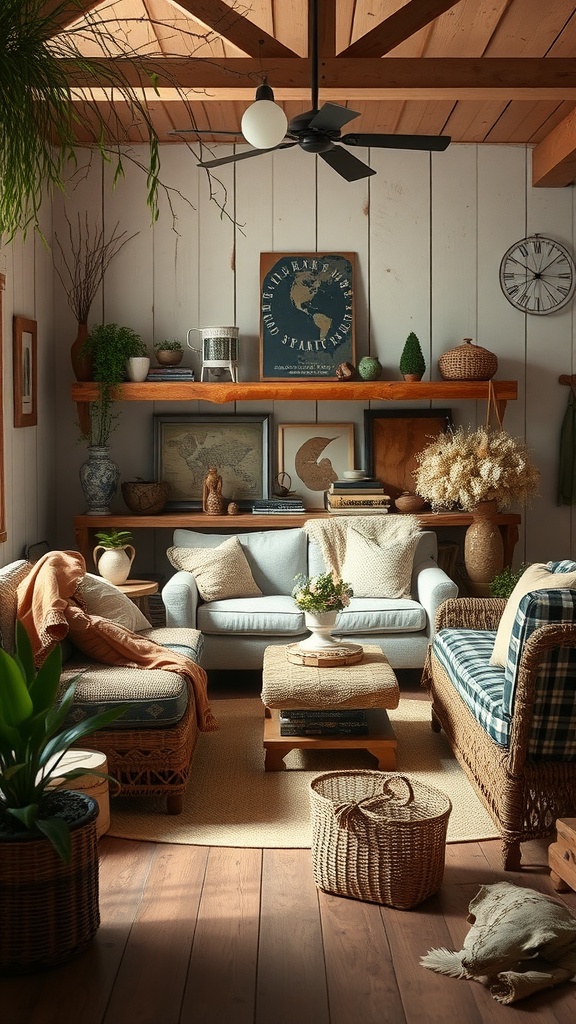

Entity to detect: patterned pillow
[76,574,151,632]
[341,528,417,599]
[167,535,263,602]
[490,562,576,668]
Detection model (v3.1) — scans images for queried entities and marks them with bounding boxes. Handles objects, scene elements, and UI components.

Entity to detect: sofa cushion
[76,573,151,631]
[490,562,576,668]
[503,589,576,708]
[172,527,307,596]
[334,598,426,635]
[433,628,510,746]
[341,526,418,599]
[61,661,189,727]
[167,535,262,601]
[197,595,305,635]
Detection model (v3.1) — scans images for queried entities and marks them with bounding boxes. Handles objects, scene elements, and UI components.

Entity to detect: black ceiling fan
[170,0,451,182]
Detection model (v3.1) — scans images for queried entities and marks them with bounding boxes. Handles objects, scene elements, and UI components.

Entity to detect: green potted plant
[399,332,426,381]
[93,529,135,585]
[0,621,127,972]
[489,563,529,599]
[154,339,184,366]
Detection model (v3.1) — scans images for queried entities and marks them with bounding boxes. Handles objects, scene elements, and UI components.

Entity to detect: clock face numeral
[499,235,576,315]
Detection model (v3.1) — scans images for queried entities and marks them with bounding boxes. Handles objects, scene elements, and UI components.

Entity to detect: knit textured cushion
[76,574,151,631]
[167,535,263,602]
[490,562,576,668]
[341,527,417,599]
[0,560,32,653]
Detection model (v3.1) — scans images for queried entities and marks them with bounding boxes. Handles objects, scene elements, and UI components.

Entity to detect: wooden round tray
[285,643,364,667]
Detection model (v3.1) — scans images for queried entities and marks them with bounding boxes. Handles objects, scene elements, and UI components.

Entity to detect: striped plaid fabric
[547,559,576,574]
[503,589,576,760]
[432,629,510,746]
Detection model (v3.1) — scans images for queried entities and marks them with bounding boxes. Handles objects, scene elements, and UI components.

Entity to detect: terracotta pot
[464,500,504,596]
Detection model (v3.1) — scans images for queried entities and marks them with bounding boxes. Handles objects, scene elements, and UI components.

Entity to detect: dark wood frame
[154,413,271,510]
[364,408,452,501]
[0,276,5,541]
[13,315,37,428]
[259,252,356,381]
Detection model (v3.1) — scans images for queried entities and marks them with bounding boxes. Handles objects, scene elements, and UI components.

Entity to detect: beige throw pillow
[76,573,152,632]
[490,562,576,667]
[167,535,262,602]
[341,527,417,599]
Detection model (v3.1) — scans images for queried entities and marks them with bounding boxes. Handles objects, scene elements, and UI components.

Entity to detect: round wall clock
[499,234,576,315]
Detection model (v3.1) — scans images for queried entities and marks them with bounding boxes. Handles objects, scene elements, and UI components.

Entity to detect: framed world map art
[259,252,356,380]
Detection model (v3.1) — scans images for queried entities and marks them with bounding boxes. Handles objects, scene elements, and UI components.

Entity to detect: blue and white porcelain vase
[79,446,120,515]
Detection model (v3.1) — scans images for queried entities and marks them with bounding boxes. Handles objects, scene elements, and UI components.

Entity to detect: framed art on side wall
[364,409,452,501]
[154,413,270,509]
[0,276,5,541]
[260,252,356,380]
[13,315,37,428]
[278,423,355,509]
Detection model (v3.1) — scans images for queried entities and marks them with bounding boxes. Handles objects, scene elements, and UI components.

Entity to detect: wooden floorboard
[4,675,576,1023]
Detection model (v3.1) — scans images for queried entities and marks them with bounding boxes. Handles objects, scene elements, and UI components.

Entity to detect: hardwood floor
[3,675,576,1023]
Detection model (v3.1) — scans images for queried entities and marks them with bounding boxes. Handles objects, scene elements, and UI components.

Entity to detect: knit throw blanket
[303,514,422,577]
[421,882,576,1004]
[16,550,217,732]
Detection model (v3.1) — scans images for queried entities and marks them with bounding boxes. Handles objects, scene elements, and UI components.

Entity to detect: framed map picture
[278,422,354,509]
[154,414,270,509]
[260,252,356,380]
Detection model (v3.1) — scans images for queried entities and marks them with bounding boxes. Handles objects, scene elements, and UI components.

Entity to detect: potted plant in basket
[0,621,127,973]
[93,528,135,585]
[292,571,353,651]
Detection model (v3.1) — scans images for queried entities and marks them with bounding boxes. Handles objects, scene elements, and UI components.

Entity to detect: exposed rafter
[339,0,463,59]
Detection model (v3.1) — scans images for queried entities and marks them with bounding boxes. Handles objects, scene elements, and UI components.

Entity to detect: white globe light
[241,99,288,150]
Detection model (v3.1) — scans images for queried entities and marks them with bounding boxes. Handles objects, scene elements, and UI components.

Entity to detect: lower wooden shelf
[74,510,521,570]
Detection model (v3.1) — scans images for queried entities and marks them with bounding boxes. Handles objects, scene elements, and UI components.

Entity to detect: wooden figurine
[202,465,226,515]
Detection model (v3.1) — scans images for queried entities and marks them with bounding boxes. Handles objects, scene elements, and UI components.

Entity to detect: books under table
[279,707,369,736]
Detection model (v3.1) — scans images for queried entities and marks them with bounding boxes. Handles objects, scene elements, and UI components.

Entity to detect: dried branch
[53,212,138,322]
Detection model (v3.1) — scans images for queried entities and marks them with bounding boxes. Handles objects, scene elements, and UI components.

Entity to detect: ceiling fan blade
[341,133,451,152]
[319,145,376,182]
[198,142,296,170]
[169,129,244,137]
[309,103,360,133]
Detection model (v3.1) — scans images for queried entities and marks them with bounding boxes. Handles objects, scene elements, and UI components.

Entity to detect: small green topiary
[489,563,529,599]
[399,332,426,377]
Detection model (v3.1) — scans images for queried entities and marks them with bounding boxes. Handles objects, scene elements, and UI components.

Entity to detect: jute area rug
[108,697,500,849]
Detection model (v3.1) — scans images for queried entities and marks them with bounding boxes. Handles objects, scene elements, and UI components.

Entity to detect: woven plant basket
[0,793,100,974]
[438,338,498,381]
[310,771,451,909]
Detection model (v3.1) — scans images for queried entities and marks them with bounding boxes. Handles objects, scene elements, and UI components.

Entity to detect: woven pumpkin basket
[438,337,498,381]
[309,771,451,909]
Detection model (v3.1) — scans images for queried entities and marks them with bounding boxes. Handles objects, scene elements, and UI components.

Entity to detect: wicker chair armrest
[434,597,506,632]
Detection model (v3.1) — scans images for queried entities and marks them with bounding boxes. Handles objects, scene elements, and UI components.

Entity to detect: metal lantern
[187,326,239,381]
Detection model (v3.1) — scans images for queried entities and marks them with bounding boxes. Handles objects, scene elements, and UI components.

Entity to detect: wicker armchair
[421,595,576,870]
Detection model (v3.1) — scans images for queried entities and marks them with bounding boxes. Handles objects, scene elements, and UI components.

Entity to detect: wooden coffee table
[261,644,399,772]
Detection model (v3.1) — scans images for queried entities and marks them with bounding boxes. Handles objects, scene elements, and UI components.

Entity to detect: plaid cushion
[432,629,510,746]
[504,590,576,707]
[547,559,576,574]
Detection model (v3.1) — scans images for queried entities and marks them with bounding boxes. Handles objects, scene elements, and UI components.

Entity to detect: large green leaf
[0,647,33,726]
[35,815,72,864]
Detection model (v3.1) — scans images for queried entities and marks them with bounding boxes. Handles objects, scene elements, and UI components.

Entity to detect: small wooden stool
[549,818,576,892]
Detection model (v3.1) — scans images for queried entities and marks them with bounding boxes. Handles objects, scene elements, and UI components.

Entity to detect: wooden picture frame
[259,252,356,381]
[364,408,452,501]
[13,315,37,428]
[0,276,5,541]
[154,413,271,510]
[278,422,355,509]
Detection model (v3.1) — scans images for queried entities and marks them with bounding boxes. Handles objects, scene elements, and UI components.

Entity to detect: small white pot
[299,610,340,651]
[126,357,150,382]
[93,545,135,585]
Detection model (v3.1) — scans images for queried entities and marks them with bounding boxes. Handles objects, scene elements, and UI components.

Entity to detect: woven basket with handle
[438,337,498,381]
[310,771,451,909]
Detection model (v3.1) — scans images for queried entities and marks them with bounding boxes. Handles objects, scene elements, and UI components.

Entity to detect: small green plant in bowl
[489,563,529,599]
[153,339,183,366]
[94,529,133,549]
[153,339,182,352]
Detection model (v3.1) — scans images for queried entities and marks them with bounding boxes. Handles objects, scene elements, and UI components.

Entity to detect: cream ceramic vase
[93,545,135,585]
[299,610,340,651]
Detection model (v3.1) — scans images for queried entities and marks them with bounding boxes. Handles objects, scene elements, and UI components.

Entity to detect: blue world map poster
[259,252,356,380]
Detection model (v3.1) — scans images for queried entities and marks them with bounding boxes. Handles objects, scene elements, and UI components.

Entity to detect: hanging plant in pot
[93,529,135,585]
[414,425,539,595]
[0,622,127,974]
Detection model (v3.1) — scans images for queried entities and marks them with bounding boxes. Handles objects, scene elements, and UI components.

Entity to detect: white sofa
[161,526,458,671]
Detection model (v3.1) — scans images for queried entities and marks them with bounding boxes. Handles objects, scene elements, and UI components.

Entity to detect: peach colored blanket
[16,550,217,732]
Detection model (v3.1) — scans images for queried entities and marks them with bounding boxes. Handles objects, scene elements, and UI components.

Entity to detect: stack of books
[252,498,306,515]
[146,366,196,382]
[325,477,391,515]
[279,708,369,736]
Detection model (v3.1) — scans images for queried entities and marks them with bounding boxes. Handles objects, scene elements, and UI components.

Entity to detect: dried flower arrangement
[292,572,353,613]
[414,425,540,512]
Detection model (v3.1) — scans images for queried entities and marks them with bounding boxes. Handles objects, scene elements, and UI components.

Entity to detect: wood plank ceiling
[49,0,576,187]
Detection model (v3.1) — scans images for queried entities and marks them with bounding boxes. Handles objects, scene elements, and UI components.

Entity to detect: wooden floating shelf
[71,379,518,405]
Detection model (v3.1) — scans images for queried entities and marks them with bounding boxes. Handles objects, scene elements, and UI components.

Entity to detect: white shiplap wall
[44,143,576,575]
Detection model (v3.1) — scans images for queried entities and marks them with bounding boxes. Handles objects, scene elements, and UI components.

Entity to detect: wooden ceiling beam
[163,0,298,58]
[40,0,105,34]
[339,0,463,59]
[316,0,336,58]
[532,107,576,187]
[62,57,576,99]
